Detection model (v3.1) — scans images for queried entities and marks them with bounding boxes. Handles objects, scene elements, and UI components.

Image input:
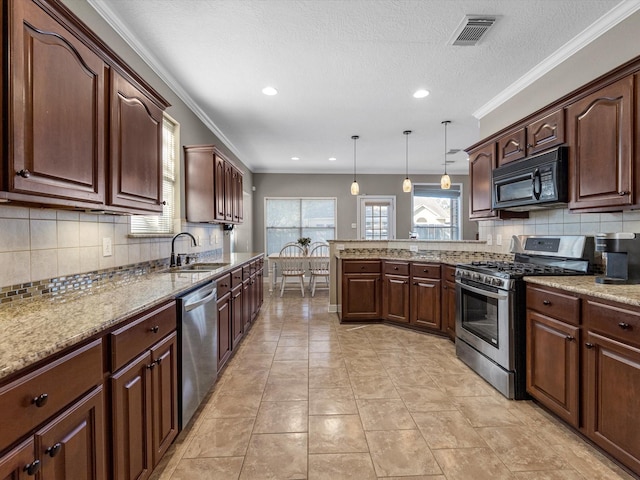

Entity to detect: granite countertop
[336,250,512,266]
[0,252,263,382]
[525,275,640,307]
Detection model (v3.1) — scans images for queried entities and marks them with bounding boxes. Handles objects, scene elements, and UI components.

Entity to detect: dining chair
[278,244,306,297]
[308,243,330,296]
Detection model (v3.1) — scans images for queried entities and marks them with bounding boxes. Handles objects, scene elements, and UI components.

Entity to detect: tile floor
[151,285,636,480]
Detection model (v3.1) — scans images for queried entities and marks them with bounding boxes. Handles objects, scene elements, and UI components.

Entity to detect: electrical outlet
[409,245,418,252]
[486,234,493,246]
[496,234,503,246]
[351,223,357,229]
[214,234,219,244]
[102,237,112,257]
[336,244,345,251]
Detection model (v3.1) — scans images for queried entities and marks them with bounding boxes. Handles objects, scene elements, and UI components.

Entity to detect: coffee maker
[595,233,640,284]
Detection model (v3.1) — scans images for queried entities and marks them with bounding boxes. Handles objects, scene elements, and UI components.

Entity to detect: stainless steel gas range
[455,235,594,399]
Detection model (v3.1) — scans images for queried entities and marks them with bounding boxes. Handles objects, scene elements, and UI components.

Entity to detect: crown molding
[473,1,640,120]
[87,0,244,162]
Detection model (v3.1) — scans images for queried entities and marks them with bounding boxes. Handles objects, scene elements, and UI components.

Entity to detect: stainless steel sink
[171,262,230,272]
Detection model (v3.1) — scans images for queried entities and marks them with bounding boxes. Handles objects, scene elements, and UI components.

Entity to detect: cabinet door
[224,162,233,222]
[231,285,243,349]
[497,127,526,166]
[184,146,214,222]
[111,352,153,480]
[149,333,178,467]
[526,109,565,156]
[383,275,410,323]
[234,169,244,223]
[442,280,457,340]
[217,294,232,372]
[242,279,252,331]
[36,386,106,480]
[109,71,163,213]
[341,274,381,320]
[526,311,579,427]
[8,0,106,204]
[0,439,35,480]
[214,155,226,221]
[585,331,640,473]
[567,76,634,211]
[410,278,441,329]
[468,143,497,219]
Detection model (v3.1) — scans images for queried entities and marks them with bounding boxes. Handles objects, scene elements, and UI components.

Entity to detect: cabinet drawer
[231,268,243,288]
[111,301,176,372]
[584,299,640,347]
[411,263,441,279]
[243,264,251,278]
[216,273,232,298]
[0,339,103,452]
[343,261,381,274]
[526,285,579,325]
[384,261,409,276]
[442,265,456,282]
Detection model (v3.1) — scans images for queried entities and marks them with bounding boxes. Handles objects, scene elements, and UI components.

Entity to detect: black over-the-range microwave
[492,146,568,211]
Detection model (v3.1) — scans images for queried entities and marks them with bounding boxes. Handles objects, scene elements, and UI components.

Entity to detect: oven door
[455,279,514,370]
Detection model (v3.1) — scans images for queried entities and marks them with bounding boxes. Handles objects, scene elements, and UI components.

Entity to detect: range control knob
[472,273,481,281]
[492,278,503,287]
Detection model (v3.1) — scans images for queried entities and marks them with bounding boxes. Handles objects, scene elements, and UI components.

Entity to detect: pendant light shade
[441,121,451,190]
[402,130,412,192]
[351,135,360,195]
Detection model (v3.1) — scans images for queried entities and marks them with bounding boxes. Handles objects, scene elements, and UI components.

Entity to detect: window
[265,198,336,255]
[130,115,178,234]
[411,184,461,240]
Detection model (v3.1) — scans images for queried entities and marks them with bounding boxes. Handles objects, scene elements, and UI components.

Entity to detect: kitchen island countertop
[525,275,640,307]
[0,253,263,382]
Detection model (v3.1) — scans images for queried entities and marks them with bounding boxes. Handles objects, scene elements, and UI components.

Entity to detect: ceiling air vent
[449,15,498,46]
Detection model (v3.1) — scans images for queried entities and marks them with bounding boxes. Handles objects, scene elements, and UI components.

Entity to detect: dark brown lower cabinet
[0,438,34,480]
[585,330,640,473]
[441,279,456,340]
[526,311,579,427]
[217,293,232,372]
[231,284,243,349]
[383,274,410,323]
[111,333,177,480]
[410,277,441,329]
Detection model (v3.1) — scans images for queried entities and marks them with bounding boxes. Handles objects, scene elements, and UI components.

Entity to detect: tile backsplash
[0,205,224,290]
[478,207,640,253]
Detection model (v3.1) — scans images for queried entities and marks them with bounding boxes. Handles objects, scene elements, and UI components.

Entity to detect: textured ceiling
[91,0,627,175]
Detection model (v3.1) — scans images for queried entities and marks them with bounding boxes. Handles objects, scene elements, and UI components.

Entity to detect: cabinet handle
[24,460,41,476]
[542,300,551,305]
[527,144,533,148]
[618,322,631,330]
[361,266,365,269]
[413,282,418,285]
[146,362,156,370]
[32,393,48,408]
[149,325,160,333]
[162,200,167,205]
[443,285,448,290]
[46,443,62,458]
[17,169,31,178]
[585,342,594,349]
[155,357,163,365]
[619,191,630,196]
[394,267,399,270]
[566,335,575,341]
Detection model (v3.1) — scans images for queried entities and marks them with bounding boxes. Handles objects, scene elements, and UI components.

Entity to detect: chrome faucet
[170,232,197,267]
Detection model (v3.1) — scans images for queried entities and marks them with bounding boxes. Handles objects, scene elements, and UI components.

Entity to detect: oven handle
[457,280,509,301]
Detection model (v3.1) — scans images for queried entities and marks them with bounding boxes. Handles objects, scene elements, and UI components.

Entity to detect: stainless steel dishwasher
[177,281,217,429]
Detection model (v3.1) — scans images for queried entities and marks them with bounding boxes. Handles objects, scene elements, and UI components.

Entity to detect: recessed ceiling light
[328,157,337,162]
[413,89,430,99]
[262,86,278,96]
[291,156,300,161]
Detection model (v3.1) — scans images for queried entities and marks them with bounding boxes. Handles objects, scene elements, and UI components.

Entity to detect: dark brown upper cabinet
[184,145,244,224]
[497,109,565,166]
[567,76,634,212]
[468,142,497,219]
[6,0,107,205]
[1,0,169,214]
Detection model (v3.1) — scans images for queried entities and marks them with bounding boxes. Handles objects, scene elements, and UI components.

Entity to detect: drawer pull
[32,393,48,408]
[585,342,594,349]
[24,460,41,476]
[394,266,399,270]
[146,362,156,370]
[542,300,551,305]
[423,269,429,273]
[566,336,575,342]
[46,443,62,457]
[149,325,160,333]
[361,266,365,269]
[17,169,31,178]
[618,322,631,330]
[220,283,228,288]
[155,357,163,365]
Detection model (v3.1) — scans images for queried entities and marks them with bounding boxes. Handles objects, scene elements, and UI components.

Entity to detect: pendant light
[350,135,360,195]
[440,120,452,190]
[402,130,412,192]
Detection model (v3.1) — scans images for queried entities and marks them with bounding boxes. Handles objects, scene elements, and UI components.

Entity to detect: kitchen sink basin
[171,262,230,272]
